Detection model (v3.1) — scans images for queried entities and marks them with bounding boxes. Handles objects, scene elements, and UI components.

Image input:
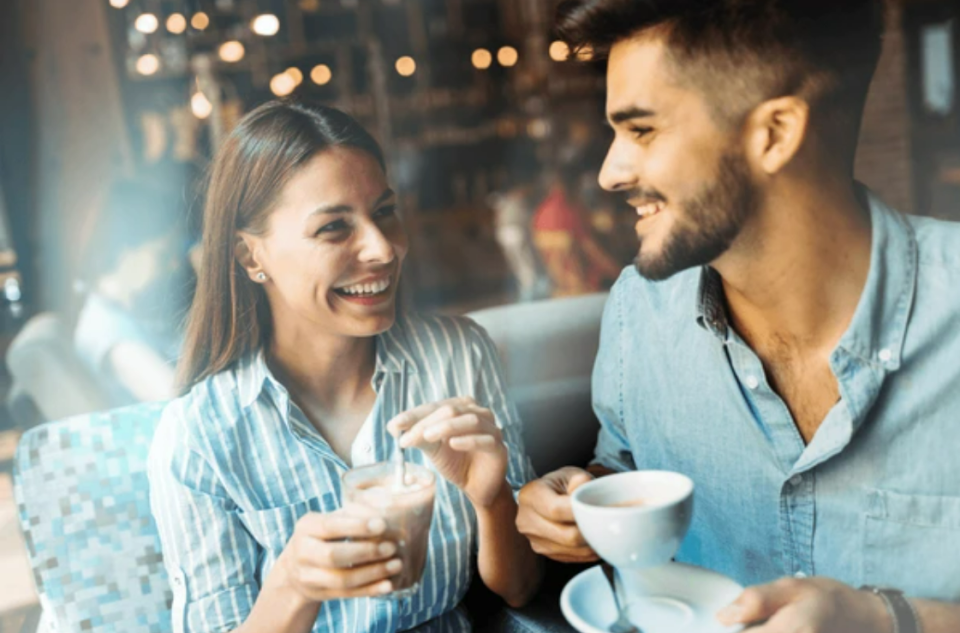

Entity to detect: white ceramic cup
[571,470,694,569]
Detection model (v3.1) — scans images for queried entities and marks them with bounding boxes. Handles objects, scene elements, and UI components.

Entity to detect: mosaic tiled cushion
[13,402,172,633]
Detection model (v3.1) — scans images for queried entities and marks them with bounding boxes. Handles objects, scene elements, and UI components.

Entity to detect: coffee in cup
[342,462,436,598]
[571,470,693,570]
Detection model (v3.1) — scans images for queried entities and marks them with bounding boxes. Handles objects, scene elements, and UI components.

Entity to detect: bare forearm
[234,562,320,633]
[913,598,960,633]
[475,482,543,608]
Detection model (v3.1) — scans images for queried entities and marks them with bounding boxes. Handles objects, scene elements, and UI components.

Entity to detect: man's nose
[598,140,637,193]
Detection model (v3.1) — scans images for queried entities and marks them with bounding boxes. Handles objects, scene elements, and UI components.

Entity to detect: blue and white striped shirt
[148,314,536,633]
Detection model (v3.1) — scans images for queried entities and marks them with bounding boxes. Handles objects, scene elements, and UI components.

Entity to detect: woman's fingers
[386,397,479,438]
[447,434,501,452]
[298,538,398,570]
[299,558,403,592]
[295,511,386,541]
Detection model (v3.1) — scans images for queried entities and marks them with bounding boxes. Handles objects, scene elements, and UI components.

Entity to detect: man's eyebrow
[308,188,395,216]
[607,106,657,126]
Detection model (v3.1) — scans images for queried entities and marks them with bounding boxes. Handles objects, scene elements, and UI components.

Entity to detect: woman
[148,101,541,633]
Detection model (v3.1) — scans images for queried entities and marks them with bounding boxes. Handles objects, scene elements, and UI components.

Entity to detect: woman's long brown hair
[177,101,385,392]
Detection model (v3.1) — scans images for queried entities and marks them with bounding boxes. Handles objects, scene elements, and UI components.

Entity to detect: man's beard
[634,151,757,281]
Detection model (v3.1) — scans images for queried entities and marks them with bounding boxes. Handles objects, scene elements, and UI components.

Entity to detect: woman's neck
[267,327,377,414]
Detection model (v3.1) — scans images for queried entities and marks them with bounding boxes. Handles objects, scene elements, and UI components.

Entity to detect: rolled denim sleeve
[467,320,538,493]
[148,401,260,633]
[591,281,637,473]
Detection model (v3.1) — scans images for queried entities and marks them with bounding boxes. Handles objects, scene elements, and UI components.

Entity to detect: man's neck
[715,180,872,355]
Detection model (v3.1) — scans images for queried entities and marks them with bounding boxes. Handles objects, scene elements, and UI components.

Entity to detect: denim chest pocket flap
[240,492,340,551]
[863,488,960,601]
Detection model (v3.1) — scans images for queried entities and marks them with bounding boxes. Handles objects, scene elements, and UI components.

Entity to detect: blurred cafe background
[2,0,960,629]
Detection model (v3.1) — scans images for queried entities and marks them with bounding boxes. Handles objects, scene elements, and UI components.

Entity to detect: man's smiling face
[599,30,761,281]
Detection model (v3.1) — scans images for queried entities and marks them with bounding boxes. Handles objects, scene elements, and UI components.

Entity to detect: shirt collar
[835,186,917,370]
[236,317,416,409]
[694,184,918,370]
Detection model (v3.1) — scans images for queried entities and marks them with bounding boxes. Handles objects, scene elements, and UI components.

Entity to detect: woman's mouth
[333,277,393,304]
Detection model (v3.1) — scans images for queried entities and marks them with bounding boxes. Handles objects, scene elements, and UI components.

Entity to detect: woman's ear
[234,233,268,283]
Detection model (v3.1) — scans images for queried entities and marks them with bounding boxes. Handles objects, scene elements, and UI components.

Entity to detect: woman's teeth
[337,278,391,296]
[636,202,665,218]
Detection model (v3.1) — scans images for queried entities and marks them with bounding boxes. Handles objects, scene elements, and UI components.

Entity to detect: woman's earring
[256,272,267,282]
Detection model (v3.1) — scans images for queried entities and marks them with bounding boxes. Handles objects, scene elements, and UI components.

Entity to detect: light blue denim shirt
[592,187,960,600]
[148,314,535,633]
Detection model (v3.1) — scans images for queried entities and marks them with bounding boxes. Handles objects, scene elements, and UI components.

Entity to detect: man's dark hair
[556,0,886,168]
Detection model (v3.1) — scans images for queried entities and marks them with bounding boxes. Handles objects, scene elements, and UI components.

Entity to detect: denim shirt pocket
[862,488,960,601]
[240,492,340,553]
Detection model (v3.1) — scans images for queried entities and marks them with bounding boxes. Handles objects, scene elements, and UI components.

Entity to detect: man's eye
[374,204,397,219]
[315,219,349,235]
[631,126,653,140]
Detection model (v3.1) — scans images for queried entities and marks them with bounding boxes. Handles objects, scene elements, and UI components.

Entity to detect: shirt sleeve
[466,320,538,493]
[148,400,260,633]
[591,283,637,473]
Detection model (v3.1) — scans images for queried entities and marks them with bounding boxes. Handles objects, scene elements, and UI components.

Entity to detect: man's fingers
[527,536,598,563]
[564,470,595,495]
[295,511,386,541]
[518,477,578,523]
[717,579,798,626]
[517,504,589,549]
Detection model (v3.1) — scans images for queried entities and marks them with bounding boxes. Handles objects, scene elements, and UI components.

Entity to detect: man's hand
[515,467,599,563]
[716,577,891,633]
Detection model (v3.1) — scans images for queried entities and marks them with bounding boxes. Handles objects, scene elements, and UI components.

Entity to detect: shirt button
[789,474,803,486]
[363,443,373,455]
[794,571,808,579]
[745,375,760,390]
[878,348,892,363]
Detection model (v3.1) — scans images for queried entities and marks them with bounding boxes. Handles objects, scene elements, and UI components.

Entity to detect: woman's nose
[357,222,395,264]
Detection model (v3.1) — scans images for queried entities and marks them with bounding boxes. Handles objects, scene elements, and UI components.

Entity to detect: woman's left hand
[387,396,508,509]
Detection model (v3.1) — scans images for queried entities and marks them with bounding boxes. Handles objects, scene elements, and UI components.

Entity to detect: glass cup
[342,462,436,599]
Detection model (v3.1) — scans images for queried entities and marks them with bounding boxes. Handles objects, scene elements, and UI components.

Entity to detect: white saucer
[560,562,745,633]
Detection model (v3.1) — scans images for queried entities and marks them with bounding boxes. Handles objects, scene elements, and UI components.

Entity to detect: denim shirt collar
[235,325,413,410]
[695,184,918,371]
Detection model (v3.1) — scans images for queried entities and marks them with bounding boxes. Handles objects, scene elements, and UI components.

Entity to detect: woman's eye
[631,126,653,140]
[315,219,349,236]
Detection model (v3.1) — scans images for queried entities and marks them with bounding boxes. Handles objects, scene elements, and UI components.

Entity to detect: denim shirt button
[878,348,893,363]
[789,474,803,487]
[745,375,760,390]
[794,571,808,579]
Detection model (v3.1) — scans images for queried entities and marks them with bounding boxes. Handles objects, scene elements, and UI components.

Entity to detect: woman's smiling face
[241,146,407,339]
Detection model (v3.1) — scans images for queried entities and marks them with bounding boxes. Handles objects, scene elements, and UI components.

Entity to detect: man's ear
[744,96,810,176]
[234,233,265,282]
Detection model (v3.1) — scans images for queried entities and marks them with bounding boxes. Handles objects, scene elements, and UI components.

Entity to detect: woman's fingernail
[367,518,386,534]
[378,581,393,594]
[716,604,742,625]
[378,542,397,556]
[423,429,439,441]
[386,559,403,573]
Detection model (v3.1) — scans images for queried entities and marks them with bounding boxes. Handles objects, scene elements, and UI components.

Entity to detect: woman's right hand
[275,509,402,603]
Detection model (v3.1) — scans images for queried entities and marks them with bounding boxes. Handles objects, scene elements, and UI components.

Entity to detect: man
[517,1,960,631]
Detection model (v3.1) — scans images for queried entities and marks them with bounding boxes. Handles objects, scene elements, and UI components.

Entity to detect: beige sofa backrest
[468,293,607,476]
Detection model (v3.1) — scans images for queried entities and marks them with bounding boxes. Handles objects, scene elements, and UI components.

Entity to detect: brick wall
[854,0,915,213]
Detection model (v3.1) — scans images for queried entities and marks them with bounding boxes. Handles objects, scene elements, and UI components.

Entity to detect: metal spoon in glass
[600,562,641,633]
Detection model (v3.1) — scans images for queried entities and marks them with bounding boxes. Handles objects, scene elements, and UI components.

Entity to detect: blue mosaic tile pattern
[13,403,173,633]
